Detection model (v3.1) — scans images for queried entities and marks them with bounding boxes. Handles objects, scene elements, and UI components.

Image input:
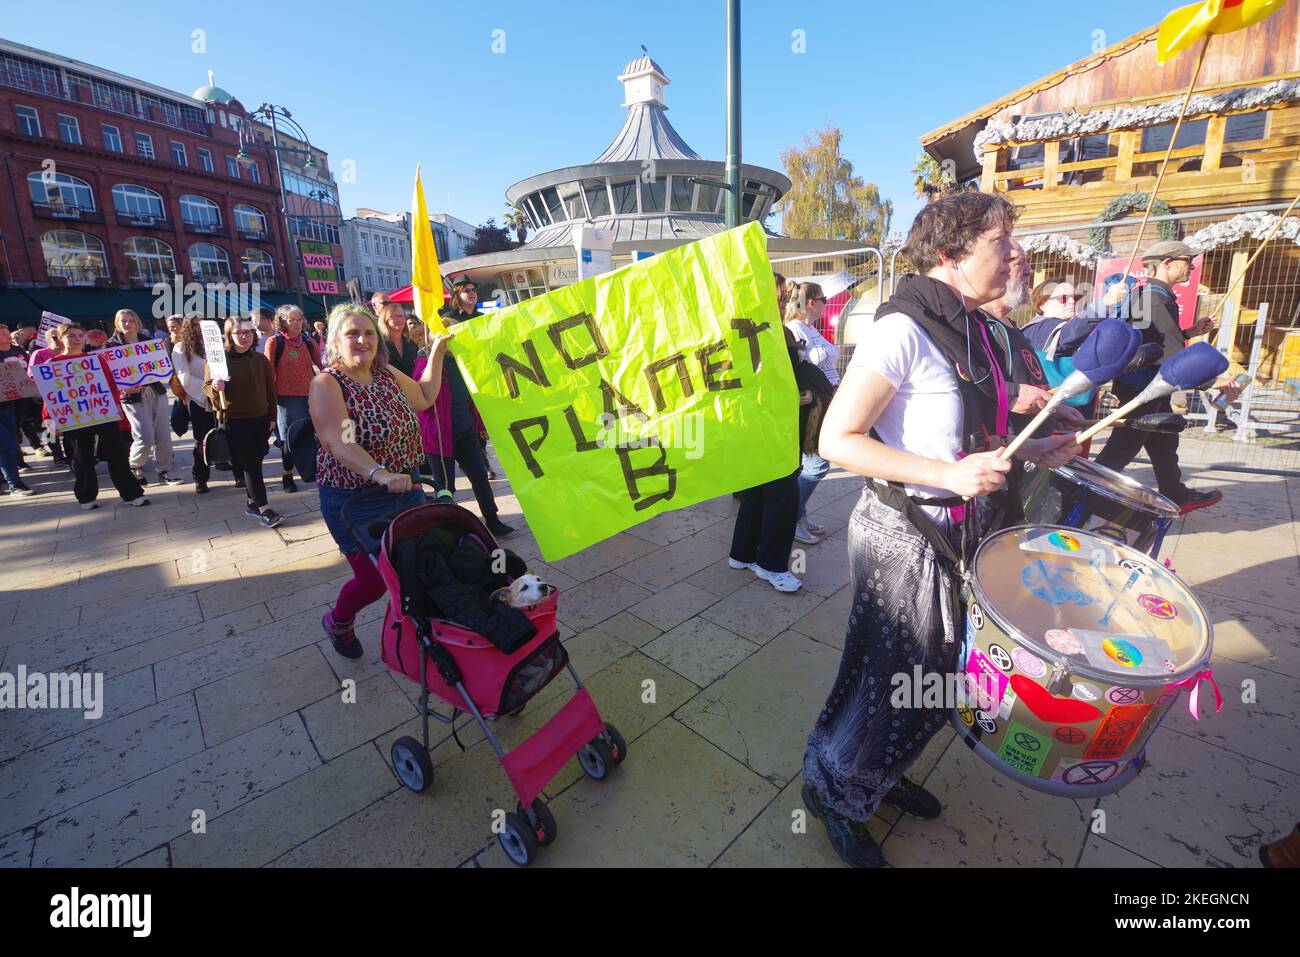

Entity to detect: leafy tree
[465,218,515,255]
[912,152,954,200]
[504,206,529,245]
[777,125,892,245]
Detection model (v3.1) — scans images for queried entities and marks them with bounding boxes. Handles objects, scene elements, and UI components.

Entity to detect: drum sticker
[1051,758,1121,786]
[969,604,985,630]
[1155,685,1180,707]
[1137,594,1178,620]
[987,644,1013,673]
[1022,560,1097,607]
[1054,726,1087,745]
[1106,686,1144,706]
[998,687,1018,721]
[1010,674,1103,723]
[1072,629,1179,678]
[1021,348,1044,383]
[964,647,1008,711]
[976,711,998,734]
[1045,629,1084,656]
[1072,681,1102,702]
[1085,704,1154,760]
[957,705,975,727]
[996,720,1052,777]
[1011,646,1047,677]
[1118,559,1147,576]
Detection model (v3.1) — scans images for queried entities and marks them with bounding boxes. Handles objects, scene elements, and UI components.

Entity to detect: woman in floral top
[263,304,320,493]
[310,302,450,659]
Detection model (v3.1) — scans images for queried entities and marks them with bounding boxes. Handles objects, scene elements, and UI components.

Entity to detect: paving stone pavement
[1,439,1296,868]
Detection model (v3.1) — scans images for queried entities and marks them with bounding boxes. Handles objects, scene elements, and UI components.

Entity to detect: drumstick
[1002,320,1139,460]
[1074,343,1229,445]
[1078,413,1187,433]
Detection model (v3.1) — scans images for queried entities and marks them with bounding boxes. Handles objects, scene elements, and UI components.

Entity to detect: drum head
[1052,457,1180,518]
[972,525,1210,681]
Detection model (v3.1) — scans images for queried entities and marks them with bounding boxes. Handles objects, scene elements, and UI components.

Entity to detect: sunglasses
[1052,293,1085,303]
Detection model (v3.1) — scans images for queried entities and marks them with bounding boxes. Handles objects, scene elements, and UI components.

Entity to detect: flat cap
[1142,239,1196,262]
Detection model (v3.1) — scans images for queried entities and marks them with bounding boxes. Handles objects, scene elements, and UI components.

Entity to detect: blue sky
[5,0,1176,238]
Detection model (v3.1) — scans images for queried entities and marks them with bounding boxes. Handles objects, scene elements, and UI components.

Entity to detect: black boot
[801,783,885,868]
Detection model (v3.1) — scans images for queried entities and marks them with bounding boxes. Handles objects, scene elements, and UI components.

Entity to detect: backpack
[270,334,319,372]
[284,415,319,483]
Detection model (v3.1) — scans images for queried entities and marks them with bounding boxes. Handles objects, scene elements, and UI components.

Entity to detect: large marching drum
[952,525,1215,797]
[1017,456,1180,557]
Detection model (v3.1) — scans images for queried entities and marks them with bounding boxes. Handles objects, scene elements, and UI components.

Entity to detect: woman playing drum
[801,193,1078,868]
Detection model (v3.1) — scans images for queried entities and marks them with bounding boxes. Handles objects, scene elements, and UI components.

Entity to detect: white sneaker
[727,557,753,570]
[126,496,151,507]
[80,501,100,510]
[803,518,826,534]
[754,566,802,592]
[158,470,184,485]
[794,522,820,544]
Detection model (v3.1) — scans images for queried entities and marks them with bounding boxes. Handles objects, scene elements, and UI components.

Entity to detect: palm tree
[912,152,954,201]
[505,206,529,245]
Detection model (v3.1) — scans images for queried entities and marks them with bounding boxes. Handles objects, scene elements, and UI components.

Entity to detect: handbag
[170,398,190,437]
[201,397,233,471]
[1036,322,1096,409]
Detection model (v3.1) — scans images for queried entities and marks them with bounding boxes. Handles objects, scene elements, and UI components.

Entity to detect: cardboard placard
[31,355,119,431]
[100,339,174,389]
[0,359,39,401]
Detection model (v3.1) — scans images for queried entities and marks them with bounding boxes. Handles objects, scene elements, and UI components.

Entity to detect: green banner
[450,222,799,560]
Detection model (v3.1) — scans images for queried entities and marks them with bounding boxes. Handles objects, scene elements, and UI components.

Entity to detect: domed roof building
[442,54,857,304]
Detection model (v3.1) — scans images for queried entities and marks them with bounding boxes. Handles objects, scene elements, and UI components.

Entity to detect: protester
[801,193,1077,867]
[165,314,186,346]
[377,302,419,376]
[173,316,223,494]
[0,325,35,495]
[107,308,179,487]
[206,316,282,528]
[438,277,513,537]
[405,313,430,355]
[28,324,70,464]
[310,303,450,658]
[263,305,320,493]
[13,325,36,353]
[728,327,834,592]
[1095,239,1238,514]
[252,306,275,351]
[369,291,391,317]
[84,328,108,351]
[783,280,841,543]
[55,324,149,510]
[6,324,44,461]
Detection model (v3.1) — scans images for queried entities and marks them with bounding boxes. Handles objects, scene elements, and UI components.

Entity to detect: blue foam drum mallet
[1075,341,1230,445]
[1002,319,1141,458]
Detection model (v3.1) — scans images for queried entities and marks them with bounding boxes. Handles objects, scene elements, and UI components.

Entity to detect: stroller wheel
[391,736,433,793]
[499,812,538,865]
[519,799,557,847]
[605,723,628,766]
[578,737,614,781]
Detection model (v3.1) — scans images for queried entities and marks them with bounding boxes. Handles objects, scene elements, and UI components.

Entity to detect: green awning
[19,287,120,322]
[260,291,330,320]
[0,289,41,324]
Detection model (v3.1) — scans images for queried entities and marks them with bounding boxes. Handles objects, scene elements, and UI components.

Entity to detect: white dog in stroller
[493,574,551,610]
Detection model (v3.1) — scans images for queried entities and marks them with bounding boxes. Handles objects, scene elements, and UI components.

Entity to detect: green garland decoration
[1088,193,1178,253]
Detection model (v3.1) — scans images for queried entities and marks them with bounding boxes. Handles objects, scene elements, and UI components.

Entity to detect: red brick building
[0,38,301,327]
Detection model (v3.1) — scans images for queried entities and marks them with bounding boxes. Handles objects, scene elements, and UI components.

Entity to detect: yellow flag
[1157,0,1289,63]
[411,166,447,334]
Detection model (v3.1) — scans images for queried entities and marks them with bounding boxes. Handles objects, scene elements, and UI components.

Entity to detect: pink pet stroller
[341,481,628,865]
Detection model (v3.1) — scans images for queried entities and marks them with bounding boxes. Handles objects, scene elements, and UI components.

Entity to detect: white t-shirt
[786,319,841,385]
[849,313,963,518]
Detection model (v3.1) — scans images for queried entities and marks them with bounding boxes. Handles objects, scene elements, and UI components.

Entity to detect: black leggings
[226,416,271,508]
[66,422,144,504]
[730,468,800,573]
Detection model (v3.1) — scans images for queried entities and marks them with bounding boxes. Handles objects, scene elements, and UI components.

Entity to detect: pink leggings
[333,551,387,623]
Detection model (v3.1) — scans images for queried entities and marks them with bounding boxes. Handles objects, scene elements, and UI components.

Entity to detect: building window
[179,194,222,228]
[112,184,165,221]
[242,248,274,286]
[669,175,694,212]
[41,230,109,284]
[188,242,231,282]
[233,204,268,238]
[365,267,374,289]
[124,237,176,284]
[171,141,187,167]
[360,233,370,255]
[57,115,81,145]
[558,182,587,220]
[248,163,260,184]
[198,148,213,172]
[101,124,122,152]
[541,187,565,223]
[226,156,238,178]
[583,179,611,218]
[28,171,96,212]
[135,132,154,159]
[610,178,638,214]
[16,105,41,137]
[641,177,666,213]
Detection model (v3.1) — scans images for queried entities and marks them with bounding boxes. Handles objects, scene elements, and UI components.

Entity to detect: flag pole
[1121,36,1211,275]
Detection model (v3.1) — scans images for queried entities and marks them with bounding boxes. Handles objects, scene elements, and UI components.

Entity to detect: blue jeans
[796,451,830,521]
[276,396,310,474]
[0,405,20,485]
[318,470,425,555]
